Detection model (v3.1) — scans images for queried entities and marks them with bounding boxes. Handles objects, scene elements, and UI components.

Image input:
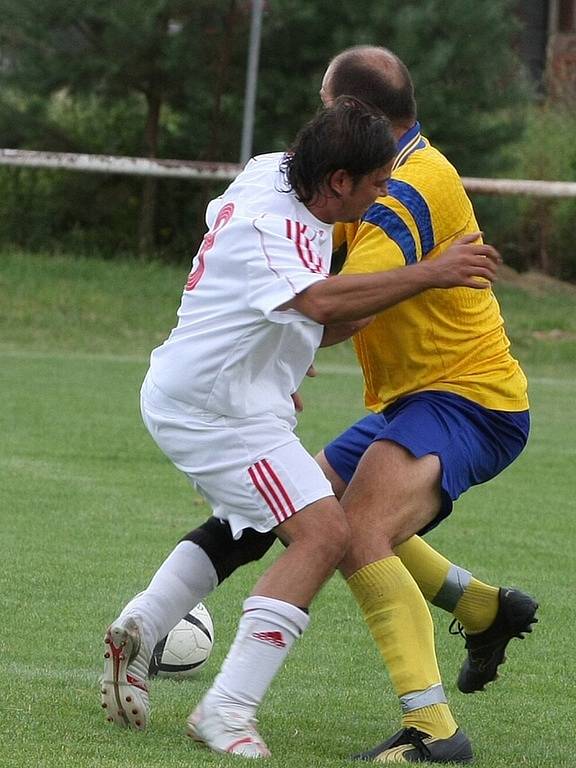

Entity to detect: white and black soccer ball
[149,602,214,679]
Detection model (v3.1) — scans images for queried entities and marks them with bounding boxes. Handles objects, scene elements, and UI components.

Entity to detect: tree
[0,0,531,259]
[255,0,529,175]
[0,0,250,253]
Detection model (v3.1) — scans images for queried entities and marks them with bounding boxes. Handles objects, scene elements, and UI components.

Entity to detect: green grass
[493,281,576,377]
[1,250,575,767]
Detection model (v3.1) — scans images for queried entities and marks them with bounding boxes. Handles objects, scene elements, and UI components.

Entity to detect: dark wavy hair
[281,96,396,205]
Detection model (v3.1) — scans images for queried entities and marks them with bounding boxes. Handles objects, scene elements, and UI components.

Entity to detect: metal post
[240,0,264,166]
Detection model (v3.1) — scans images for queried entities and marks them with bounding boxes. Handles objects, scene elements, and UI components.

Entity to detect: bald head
[321,46,417,128]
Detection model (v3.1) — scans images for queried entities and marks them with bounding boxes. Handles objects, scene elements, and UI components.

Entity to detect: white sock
[119,540,218,652]
[204,595,310,719]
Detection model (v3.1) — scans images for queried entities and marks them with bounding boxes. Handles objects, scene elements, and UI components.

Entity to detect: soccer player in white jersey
[100,97,500,758]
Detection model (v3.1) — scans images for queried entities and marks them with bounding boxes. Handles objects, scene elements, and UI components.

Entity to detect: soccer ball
[148,602,214,679]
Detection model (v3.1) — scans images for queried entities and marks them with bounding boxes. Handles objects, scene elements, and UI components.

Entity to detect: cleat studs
[101,703,108,709]
[135,720,142,727]
[125,696,132,703]
[104,652,110,658]
[107,716,114,722]
[132,709,138,715]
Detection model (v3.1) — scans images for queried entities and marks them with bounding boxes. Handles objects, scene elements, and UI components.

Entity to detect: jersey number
[185,202,235,291]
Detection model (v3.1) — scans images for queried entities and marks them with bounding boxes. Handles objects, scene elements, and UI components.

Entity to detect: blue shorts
[324,391,530,534]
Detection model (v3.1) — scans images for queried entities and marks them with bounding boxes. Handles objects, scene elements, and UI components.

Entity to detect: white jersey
[148,153,333,422]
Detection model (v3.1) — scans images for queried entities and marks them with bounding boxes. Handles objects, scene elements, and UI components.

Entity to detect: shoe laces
[393,727,432,759]
[449,619,465,638]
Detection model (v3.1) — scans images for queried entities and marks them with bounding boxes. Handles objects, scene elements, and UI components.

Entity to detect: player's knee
[317,510,350,566]
[180,517,277,583]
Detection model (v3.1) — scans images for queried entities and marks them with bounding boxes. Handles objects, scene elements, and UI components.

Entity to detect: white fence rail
[0,149,242,181]
[461,177,576,198]
[1,148,576,197]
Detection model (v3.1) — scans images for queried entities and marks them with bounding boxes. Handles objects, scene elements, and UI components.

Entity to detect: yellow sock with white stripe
[347,556,457,738]
[395,536,499,633]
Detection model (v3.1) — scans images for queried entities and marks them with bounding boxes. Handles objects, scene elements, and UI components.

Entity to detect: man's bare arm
[279,234,500,325]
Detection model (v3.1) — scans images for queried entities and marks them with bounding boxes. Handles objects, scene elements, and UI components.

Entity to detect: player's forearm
[284,235,499,324]
[319,317,374,347]
[294,263,435,324]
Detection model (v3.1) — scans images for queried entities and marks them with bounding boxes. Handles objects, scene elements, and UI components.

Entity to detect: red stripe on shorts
[248,460,295,524]
[260,459,296,515]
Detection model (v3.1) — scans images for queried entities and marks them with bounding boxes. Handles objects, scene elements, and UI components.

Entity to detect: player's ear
[328,169,350,199]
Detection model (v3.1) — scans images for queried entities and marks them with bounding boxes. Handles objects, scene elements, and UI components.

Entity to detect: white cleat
[100,616,151,730]
[186,700,271,758]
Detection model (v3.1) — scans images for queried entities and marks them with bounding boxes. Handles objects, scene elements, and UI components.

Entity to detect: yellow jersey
[337,122,528,413]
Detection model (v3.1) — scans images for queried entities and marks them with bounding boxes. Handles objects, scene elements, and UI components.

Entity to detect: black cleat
[352,727,473,763]
[456,587,538,694]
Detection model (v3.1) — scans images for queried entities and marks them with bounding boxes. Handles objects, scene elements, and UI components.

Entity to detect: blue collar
[393,122,426,170]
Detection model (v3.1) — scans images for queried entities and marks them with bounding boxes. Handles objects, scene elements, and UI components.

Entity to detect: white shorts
[140,374,334,539]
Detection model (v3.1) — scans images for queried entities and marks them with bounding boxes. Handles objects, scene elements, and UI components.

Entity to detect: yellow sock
[453,578,499,634]
[403,703,457,738]
[347,556,457,739]
[395,536,451,601]
[396,536,499,634]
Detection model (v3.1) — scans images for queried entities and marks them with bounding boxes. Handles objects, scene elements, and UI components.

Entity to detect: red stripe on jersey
[285,219,324,275]
[296,222,323,274]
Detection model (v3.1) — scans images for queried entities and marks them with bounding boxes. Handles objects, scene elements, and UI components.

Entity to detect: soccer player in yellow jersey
[103,47,538,764]
[313,46,537,762]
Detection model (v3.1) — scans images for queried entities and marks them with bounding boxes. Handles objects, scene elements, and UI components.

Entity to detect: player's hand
[291,365,321,412]
[291,366,318,412]
[425,233,501,289]
[291,391,304,412]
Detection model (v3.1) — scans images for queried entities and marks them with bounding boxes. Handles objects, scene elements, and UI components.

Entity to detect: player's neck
[306,197,338,225]
[393,120,414,140]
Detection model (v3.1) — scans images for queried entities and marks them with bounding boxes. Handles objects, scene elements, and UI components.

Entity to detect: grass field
[1,250,575,767]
